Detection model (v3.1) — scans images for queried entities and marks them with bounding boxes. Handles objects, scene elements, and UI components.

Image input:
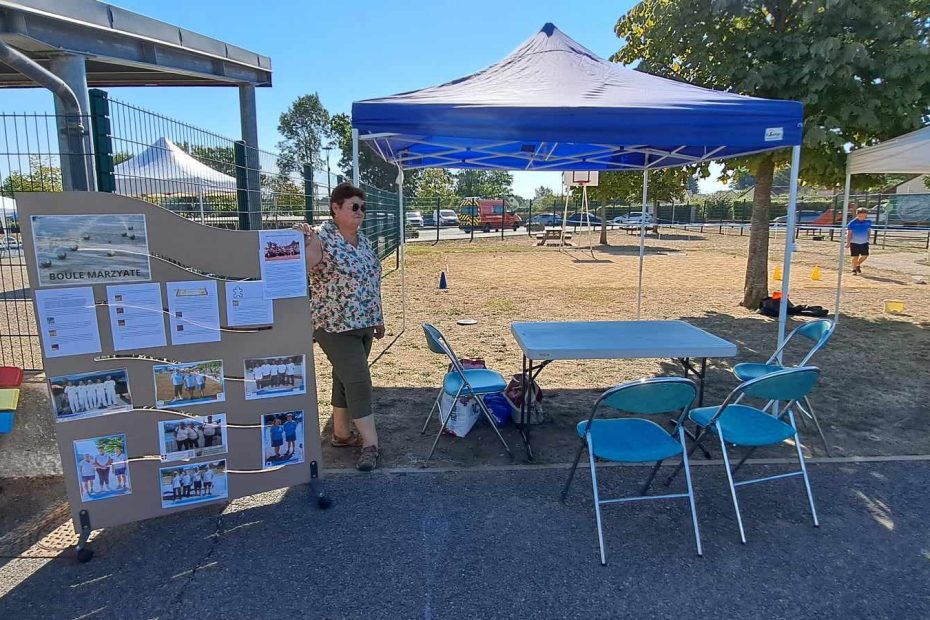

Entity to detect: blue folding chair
[733,319,834,455]
[561,377,702,564]
[671,366,821,544]
[421,323,512,464]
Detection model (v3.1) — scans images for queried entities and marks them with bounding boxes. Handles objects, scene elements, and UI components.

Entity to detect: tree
[454,169,513,197]
[0,156,62,193]
[330,113,421,196]
[417,169,456,199]
[532,185,560,210]
[277,94,332,175]
[189,145,237,177]
[615,0,930,309]
[587,168,692,204]
[687,175,699,195]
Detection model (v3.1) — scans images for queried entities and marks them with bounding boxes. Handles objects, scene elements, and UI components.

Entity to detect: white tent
[0,195,16,235]
[835,126,930,320]
[114,137,237,221]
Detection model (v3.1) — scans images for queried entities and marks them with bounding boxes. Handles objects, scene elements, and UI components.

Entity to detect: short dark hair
[330,182,365,216]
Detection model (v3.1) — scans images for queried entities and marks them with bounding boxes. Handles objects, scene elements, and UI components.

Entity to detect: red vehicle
[458,199,522,232]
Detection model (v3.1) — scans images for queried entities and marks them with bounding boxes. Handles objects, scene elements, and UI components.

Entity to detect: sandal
[330,433,363,448]
[356,445,379,472]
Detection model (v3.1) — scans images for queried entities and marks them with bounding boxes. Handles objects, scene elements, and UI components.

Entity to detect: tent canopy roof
[113,137,237,196]
[352,23,803,172]
[847,126,930,176]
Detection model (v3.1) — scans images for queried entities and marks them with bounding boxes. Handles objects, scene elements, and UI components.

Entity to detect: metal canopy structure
[0,0,272,87]
[352,23,801,172]
[0,0,269,215]
[834,125,930,322]
[353,23,806,350]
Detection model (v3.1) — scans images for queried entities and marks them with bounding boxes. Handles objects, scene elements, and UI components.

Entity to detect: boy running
[847,207,873,275]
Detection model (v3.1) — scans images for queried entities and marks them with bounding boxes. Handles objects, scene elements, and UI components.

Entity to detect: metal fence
[0,93,401,370]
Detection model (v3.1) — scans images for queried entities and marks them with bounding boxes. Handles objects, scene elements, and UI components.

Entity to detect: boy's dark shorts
[850,242,869,257]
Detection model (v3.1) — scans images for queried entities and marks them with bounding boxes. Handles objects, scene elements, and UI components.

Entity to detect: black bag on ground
[758,296,828,318]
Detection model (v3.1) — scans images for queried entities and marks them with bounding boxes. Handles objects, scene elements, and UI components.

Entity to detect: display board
[18,192,325,545]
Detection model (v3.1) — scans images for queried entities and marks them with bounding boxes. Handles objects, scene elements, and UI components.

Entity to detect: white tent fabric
[0,195,15,216]
[114,137,237,196]
[847,126,930,175]
[837,125,930,320]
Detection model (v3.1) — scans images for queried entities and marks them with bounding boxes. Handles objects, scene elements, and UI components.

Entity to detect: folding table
[511,320,738,461]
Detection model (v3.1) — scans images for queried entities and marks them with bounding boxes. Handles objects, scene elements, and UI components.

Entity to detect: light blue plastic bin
[0,411,14,433]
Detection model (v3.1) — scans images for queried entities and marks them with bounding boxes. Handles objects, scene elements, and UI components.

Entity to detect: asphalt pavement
[1,460,928,619]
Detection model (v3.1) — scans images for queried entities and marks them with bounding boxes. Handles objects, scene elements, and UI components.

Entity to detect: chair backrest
[597,377,698,416]
[581,377,698,437]
[422,323,465,375]
[738,366,820,403]
[768,319,834,366]
[796,319,834,364]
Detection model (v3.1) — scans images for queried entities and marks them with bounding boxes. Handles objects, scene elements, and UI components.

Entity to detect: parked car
[612,212,656,226]
[435,209,459,226]
[0,236,21,253]
[528,213,563,226]
[405,211,424,227]
[566,212,602,226]
[422,213,437,227]
[459,200,522,232]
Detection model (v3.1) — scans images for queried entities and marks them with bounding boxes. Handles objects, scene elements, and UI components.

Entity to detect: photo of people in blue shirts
[261,410,304,469]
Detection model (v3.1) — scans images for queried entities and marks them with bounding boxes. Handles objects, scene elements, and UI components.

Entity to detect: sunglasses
[343,201,366,213]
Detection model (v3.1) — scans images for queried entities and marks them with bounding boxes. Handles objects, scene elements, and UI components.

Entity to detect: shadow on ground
[1,462,928,618]
[346,312,930,469]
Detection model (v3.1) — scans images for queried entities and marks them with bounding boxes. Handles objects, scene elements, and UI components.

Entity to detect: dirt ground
[319,227,930,468]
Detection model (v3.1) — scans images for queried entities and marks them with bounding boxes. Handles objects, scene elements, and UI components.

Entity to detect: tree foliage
[587,168,693,204]
[454,169,514,197]
[417,169,456,198]
[277,93,332,175]
[614,0,930,308]
[0,156,62,193]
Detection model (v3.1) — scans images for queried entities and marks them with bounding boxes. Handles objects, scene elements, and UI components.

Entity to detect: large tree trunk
[741,155,775,310]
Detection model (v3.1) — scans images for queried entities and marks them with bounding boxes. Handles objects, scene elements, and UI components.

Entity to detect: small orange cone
[772,266,782,281]
[811,266,822,281]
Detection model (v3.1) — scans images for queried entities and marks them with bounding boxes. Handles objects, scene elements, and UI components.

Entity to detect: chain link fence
[0,92,401,370]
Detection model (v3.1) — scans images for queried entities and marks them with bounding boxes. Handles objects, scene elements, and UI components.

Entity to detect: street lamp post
[322,144,334,197]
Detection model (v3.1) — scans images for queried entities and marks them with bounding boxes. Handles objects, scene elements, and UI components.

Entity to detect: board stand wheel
[75,509,94,563]
[309,460,331,510]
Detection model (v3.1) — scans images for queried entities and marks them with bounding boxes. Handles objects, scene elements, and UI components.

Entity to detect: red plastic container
[0,367,23,388]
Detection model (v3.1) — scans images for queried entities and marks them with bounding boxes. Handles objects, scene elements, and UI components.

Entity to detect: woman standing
[294,182,384,472]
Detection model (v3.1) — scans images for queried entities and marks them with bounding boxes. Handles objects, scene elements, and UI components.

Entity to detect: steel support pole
[238,84,262,230]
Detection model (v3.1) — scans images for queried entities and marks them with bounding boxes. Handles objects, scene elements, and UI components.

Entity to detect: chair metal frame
[736,319,834,455]
[561,377,702,564]
[421,323,512,464]
[668,366,820,544]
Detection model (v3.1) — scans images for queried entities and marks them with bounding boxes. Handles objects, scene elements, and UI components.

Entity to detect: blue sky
[4,0,725,196]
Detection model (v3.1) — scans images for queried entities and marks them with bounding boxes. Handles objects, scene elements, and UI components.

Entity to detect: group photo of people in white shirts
[51,369,133,422]
[158,414,228,462]
[159,459,227,509]
[73,433,132,502]
[244,355,306,400]
[153,360,226,408]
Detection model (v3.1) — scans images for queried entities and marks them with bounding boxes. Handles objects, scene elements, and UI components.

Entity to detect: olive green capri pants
[313,327,374,420]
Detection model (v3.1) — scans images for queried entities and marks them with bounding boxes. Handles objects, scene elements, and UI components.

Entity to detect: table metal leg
[675,356,712,460]
[518,356,534,461]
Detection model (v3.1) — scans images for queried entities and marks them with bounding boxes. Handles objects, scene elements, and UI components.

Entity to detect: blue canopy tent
[352,23,805,348]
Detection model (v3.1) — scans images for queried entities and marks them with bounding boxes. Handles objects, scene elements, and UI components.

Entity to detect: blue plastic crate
[0,411,14,434]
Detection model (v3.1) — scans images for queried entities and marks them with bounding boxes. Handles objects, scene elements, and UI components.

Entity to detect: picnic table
[510,320,738,461]
[535,228,572,246]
